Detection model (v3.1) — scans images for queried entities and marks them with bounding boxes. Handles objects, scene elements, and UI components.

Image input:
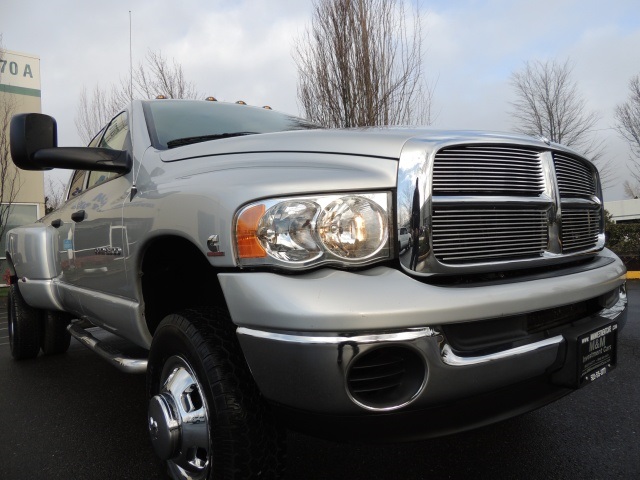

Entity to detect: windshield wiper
[166,132,258,148]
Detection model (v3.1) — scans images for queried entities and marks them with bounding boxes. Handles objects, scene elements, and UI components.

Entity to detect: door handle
[71,210,86,222]
[51,219,62,228]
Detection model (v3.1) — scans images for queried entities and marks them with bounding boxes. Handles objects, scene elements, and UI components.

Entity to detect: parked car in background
[398,226,411,251]
[5,99,628,480]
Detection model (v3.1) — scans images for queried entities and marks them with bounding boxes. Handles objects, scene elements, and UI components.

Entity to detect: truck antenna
[129,10,133,102]
[129,9,140,202]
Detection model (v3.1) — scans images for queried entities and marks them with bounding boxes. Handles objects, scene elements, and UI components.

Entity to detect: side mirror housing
[10,113,132,173]
[10,113,57,170]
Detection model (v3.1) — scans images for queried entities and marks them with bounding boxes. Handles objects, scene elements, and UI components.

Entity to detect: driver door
[71,112,132,299]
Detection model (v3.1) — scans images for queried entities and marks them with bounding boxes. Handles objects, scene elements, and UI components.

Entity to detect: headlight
[235,192,391,269]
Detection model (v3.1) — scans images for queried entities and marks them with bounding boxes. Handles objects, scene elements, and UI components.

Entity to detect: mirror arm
[33,147,132,173]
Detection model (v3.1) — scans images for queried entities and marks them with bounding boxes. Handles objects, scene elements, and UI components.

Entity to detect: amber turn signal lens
[236,204,267,258]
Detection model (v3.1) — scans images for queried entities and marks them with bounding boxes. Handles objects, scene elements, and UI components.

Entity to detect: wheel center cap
[148,392,181,460]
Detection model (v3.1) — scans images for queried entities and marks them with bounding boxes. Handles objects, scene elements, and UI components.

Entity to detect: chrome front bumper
[235,292,627,414]
[220,251,627,415]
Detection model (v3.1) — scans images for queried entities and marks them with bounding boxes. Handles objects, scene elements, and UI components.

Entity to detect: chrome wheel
[148,355,211,479]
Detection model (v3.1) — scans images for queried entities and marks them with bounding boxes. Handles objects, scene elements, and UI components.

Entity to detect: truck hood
[158,127,554,163]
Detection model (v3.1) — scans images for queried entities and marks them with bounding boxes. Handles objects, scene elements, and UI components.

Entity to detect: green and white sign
[0,50,41,97]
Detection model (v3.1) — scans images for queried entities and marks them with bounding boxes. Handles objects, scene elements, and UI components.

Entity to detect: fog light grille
[347,346,425,411]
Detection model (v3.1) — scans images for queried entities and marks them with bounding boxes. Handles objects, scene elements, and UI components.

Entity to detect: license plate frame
[577,322,618,387]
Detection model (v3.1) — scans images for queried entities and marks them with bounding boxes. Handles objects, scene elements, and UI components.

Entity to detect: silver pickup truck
[6,99,628,480]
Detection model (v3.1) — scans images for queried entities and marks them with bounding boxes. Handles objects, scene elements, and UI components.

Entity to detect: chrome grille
[397,139,605,274]
[432,208,548,263]
[433,146,544,196]
[562,208,601,253]
[553,152,596,197]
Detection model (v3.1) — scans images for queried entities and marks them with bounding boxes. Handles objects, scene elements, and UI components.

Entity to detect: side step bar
[67,324,148,374]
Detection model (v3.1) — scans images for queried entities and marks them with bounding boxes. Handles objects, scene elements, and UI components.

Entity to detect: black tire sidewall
[7,284,42,360]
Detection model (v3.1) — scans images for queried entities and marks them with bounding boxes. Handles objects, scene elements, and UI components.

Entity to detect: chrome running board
[67,324,148,374]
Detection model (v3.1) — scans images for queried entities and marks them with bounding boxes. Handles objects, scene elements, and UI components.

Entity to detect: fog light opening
[347,346,426,411]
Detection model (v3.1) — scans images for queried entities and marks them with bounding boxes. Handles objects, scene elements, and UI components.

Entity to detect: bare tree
[509,58,611,185]
[133,50,199,101]
[614,74,640,183]
[622,179,640,199]
[75,84,126,145]
[44,176,67,214]
[398,181,415,227]
[0,39,23,244]
[293,0,433,128]
[75,49,200,144]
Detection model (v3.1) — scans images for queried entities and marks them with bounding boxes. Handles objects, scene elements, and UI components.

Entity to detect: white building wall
[605,199,640,224]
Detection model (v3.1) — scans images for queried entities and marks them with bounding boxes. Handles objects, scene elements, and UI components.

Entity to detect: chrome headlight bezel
[234,192,392,270]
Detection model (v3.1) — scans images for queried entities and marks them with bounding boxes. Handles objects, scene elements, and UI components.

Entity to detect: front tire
[147,307,285,479]
[7,284,43,360]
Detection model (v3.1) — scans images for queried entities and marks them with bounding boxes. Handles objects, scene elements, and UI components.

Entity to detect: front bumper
[219,251,627,421]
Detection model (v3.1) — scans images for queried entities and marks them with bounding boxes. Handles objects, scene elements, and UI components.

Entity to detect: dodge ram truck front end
[218,133,627,438]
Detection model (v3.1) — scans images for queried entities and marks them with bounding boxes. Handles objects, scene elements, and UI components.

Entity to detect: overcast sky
[2,0,639,200]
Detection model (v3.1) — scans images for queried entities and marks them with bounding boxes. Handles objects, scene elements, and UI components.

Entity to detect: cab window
[86,112,130,190]
[67,170,87,199]
[99,112,130,150]
[87,170,118,189]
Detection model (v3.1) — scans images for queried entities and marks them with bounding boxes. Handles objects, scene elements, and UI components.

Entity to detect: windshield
[143,100,319,149]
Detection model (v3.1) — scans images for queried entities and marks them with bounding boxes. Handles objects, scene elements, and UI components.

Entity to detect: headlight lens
[235,192,391,268]
[318,196,387,259]
[258,200,322,263]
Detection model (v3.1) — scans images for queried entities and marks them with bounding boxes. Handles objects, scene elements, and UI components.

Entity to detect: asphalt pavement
[0,284,639,480]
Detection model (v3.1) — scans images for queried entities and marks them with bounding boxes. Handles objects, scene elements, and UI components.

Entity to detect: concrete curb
[627,272,640,279]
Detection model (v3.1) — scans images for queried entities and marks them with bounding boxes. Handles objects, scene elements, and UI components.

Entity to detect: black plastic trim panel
[271,375,572,442]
